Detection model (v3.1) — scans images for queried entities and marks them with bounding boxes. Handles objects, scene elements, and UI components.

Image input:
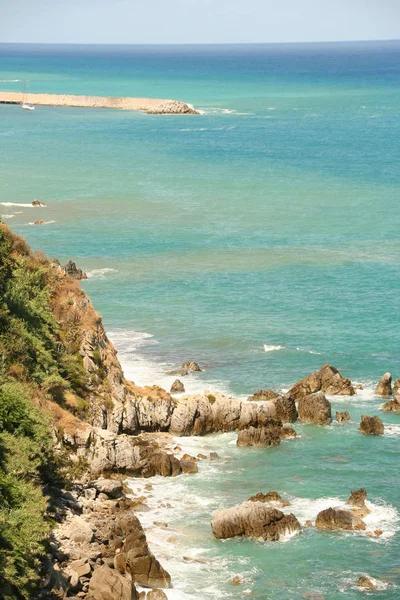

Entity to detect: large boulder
[135,391,175,431]
[357,576,377,591]
[93,478,123,499]
[211,501,301,541]
[87,565,137,600]
[381,397,400,412]
[375,372,392,396]
[359,415,384,436]
[237,419,283,448]
[315,507,366,531]
[169,395,214,436]
[298,392,332,425]
[289,364,355,400]
[274,395,298,423]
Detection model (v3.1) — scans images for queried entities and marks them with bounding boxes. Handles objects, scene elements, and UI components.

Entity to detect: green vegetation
[0,223,92,598]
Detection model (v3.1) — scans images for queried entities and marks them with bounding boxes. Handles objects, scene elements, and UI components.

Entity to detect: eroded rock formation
[375,372,392,396]
[315,507,366,531]
[289,364,355,400]
[298,392,332,424]
[359,415,384,436]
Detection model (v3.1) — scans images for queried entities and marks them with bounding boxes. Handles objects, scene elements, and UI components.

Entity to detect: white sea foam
[1,214,14,219]
[383,424,400,436]
[0,79,21,82]
[295,346,322,355]
[263,344,285,352]
[86,267,119,279]
[0,202,38,208]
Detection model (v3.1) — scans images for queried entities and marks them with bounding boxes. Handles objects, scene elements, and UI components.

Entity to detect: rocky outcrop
[289,364,355,400]
[357,576,377,591]
[170,379,185,394]
[247,491,290,507]
[211,501,301,541]
[63,260,88,280]
[381,397,400,412]
[87,565,137,600]
[345,488,370,517]
[146,101,200,115]
[359,415,384,436]
[315,507,366,531]
[336,411,351,423]
[237,421,283,448]
[167,361,202,377]
[394,379,400,395]
[298,392,332,424]
[248,389,280,402]
[375,372,392,396]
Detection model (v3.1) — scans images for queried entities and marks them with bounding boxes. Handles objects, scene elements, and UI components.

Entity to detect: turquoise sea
[1,41,399,598]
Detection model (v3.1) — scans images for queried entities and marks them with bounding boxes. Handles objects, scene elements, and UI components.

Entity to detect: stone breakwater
[0,92,200,114]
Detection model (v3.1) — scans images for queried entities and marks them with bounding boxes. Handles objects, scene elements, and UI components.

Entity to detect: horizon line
[0,38,400,47]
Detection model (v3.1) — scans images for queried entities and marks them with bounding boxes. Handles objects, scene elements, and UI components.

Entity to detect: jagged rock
[274,395,298,423]
[381,397,400,412]
[93,478,123,499]
[346,488,370,517]
[336,411,351,423]
[167,361,202,377]
[68,516,94,544]
[289,364,355,400]
[211,501,301,541]
[63,260,88,280]
[32,199,47,207]
[298,392,332,424]
[87,565,137,600]
[357,576,377,591]
[247,491,290,507]
[375,372,392,396]
[146,101,200,115]
[359,415,384,436]
[41,557,70,598]
[394,379,400,395]
[210,452,219,460]
[146,590,168,600]
[237,423,282,447]
[141,453,181,478]
[135,393,175,432]
[315,507,366,531]
[170,379,185,394]
[280,426,297,438]
[128,554,171,589]
[248,389,280,402]
[169,394,213,435]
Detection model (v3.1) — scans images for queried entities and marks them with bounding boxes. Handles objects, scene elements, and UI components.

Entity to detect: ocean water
[1,41,399,598]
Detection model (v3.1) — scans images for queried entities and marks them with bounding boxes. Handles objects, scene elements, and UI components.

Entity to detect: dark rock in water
[359,415,384,436]
[63,260,88,280]
[381,397,400,412]
[298,392,332,425]
[237,421,282,447]
[274,395,298,423]
[209,451,219,460]
[315,507,366,531]
[248,389,280,402]
[247,491,290,507]
[34,220,44,225]
[375,372,392,396]
[394,379,400,395]
[86,565,137,600]
[280,425,297,439]
[32,199,47,207]
[346,488,371,517]
[357,576,377,591]
[289,364,355,400]
[181,460,198,474]
[167,361,202,377]
[170,379,185,393]
[336,411,351,423]
[211,501,301,541]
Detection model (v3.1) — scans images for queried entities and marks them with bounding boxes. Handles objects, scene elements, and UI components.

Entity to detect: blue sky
[0,0,399,44]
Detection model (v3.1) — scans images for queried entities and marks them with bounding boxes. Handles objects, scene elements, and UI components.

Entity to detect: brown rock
[298,392,332,425]
[359,415,384,436]
[87,565,137,600]
[170,379,185,394]
[381,397,400,412]
[248,389,280,402]
[231,576,242,585]
[357,576,377,591]
[315,507,366,531]
[247,491,290,507]
[289,364,355,399]
[375,372,392,396]
[280,425,297,438]
[346,488,371,517]
[34,220,44,225]
[181,460,199,474]
[394,379,400,395]
[93,478,123,499]
[304,520,313,527]
[146,591,168,600]
[127,554,171,589]
[336,411,351,423]
[237,423,282,447]
[209,452,219,460]
[211,501,301,541]
[181,453,197,463]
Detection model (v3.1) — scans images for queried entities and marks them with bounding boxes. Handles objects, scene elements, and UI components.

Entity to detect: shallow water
[1,41,399,597]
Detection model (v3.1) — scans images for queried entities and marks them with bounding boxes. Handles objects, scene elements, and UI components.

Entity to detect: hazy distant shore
[0,91,199,114]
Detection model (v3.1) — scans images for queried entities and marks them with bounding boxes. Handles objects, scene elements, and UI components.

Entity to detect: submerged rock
[315,507,366,531]
[211,501,301,541]
[298,392,332,425]
[289,364,355,400]
[336,411,351,423]
[375,372,392,396]
[359,415,384,436]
